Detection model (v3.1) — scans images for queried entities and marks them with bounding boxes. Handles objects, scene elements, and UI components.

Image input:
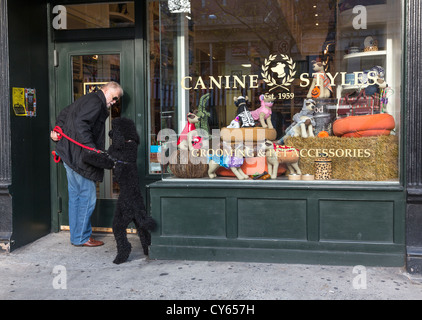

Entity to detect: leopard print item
[315,160,332,180]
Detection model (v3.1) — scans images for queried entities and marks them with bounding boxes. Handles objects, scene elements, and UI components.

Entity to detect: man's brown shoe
[82,237,104,247]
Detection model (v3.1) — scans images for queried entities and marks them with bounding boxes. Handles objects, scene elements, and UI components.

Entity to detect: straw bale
[284,136,399,181]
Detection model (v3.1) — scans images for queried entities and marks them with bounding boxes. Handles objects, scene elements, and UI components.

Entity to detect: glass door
[54,40,135,229]
[72,53,121,199]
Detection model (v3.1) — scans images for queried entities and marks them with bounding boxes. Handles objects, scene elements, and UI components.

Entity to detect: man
[50,82,123,247]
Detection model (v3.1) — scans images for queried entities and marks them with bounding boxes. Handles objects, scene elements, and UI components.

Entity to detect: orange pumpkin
[318,131,329,138]
[311,86,321,99]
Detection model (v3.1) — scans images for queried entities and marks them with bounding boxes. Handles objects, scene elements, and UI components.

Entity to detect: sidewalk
[0,232,421,300]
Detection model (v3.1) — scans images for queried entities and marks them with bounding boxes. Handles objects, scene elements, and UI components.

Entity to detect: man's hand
[50,131,60,142]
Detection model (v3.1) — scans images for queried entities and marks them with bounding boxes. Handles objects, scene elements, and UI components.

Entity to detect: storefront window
[148,0,402,182]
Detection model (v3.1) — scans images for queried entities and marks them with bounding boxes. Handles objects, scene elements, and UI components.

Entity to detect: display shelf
[341,84,368,90]
[343,50,387,60]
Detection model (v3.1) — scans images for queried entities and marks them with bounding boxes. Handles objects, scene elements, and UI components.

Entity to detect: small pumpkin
[318,131,329,138]
[311,86,321,99]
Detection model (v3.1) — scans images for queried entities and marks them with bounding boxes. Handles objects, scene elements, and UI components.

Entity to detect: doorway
[53,40,135,230]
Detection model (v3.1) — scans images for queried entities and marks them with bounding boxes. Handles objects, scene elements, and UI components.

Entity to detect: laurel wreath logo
[262,54,296,92]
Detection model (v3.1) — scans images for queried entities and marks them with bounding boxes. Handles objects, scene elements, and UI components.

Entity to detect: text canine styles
[180,71,379,91]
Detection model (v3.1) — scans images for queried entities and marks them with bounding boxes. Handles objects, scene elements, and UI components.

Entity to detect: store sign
[181,54,379,100]
[181,75,260,91]
[262,54,296,92]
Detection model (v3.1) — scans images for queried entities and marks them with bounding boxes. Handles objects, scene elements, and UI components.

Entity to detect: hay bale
[284,135,399,181]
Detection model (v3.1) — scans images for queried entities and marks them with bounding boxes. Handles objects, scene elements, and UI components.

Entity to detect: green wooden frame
[149,181,406,266]
[147,0,408,267]
[48,1,160,231]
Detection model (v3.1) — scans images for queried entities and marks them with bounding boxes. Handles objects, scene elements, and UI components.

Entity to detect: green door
[54,40,135,230]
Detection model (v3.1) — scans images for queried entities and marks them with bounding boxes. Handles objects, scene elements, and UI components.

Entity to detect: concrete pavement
[1,232,422,300]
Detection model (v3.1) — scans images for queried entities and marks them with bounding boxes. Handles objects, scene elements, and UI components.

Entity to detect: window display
[148,0,402,182]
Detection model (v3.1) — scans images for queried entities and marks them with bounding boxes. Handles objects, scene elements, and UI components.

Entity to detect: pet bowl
[288,174,302,181]
[302,174,315,181]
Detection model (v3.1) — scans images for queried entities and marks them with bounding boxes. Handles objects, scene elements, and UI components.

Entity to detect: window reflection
[62,2,135,30]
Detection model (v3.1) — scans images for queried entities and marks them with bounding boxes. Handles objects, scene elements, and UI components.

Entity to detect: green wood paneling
[161,197,226,238]
[238,199,307,240]
[319,200,394,242]
[148,181,406,267]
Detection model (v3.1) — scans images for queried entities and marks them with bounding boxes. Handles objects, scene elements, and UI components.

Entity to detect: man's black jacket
[55,90,109,182]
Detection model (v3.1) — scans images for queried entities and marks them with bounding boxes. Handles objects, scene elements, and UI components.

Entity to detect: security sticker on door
[12,87,37,117]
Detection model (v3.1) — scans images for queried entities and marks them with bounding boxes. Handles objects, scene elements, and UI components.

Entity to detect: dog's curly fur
[84,117,156,264]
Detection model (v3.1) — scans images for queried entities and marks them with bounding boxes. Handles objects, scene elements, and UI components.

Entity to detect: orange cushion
[333,114,395,138]
[217,157,287,177]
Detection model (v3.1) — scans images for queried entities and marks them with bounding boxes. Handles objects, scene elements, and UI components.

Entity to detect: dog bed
[220,127,277,142]
[333,114,395,138]
[217,156,287,177]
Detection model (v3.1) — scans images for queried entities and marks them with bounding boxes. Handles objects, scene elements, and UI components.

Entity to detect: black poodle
[84,117,156,264]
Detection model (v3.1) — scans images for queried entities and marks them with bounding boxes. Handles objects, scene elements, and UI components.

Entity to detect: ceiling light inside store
[208,14,217,19]
[242,64,252,68]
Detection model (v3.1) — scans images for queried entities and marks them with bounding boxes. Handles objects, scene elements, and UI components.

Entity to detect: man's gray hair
[102,81,124,96]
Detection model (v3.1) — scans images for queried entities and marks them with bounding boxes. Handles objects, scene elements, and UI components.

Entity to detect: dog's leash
[51,126,104,163]
[51,126,136,168]
[107,156,134,168]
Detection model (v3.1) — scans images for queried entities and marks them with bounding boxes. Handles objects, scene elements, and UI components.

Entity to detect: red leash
[52,126,102,163]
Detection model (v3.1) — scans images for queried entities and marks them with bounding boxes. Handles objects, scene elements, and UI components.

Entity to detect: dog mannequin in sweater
[251,94,275,129]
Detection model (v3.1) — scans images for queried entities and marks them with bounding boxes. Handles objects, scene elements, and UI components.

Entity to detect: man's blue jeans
[63,162,97,245]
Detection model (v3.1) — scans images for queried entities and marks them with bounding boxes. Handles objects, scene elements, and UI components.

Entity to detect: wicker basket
[364,46,379,52]
[168,150,208,178]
